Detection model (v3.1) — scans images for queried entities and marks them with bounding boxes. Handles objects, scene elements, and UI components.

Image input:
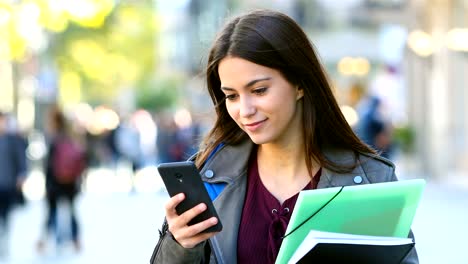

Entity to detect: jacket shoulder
[358,152,397,183]
[359,151,395,169]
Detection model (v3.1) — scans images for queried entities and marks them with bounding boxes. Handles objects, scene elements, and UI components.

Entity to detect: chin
[247,134,272,145]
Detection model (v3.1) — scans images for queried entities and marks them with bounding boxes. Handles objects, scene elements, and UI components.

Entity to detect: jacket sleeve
[150,219,207,264]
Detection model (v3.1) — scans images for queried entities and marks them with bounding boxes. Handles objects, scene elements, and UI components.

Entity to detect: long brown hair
[196,9,374,174]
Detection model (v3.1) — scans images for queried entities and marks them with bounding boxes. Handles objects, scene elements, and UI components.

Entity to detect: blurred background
[0,0,467,263]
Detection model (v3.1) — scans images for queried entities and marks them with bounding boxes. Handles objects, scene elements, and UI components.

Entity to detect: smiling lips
[244,119,267,132]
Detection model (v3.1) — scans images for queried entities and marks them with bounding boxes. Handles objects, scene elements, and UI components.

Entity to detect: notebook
[275,179,426,264]
[288,230,415,264]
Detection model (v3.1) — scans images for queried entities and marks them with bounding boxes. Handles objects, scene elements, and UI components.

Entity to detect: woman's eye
[225,94,238,101]
[253,87,267,95]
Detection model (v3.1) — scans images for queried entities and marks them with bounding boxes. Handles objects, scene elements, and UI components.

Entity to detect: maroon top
[237,152,322,264]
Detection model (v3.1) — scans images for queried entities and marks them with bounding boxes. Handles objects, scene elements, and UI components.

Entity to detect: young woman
[151,9,418,264]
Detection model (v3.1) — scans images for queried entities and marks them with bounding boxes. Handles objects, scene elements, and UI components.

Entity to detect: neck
[256,140,317,204]
[257,141,306,179]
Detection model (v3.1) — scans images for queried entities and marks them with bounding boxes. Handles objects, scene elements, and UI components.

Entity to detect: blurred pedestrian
[0,112,27,258]
[116,115,141,173]
[356,96,394,159]
[104,125,120,167]
[156,112,194,163]
[155,112,179,163]
[37,107,86,253]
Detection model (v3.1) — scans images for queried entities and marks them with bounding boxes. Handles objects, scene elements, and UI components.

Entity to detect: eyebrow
[220,77,271,91]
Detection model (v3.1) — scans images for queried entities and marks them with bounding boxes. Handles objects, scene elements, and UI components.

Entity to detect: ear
[296,86,304,100]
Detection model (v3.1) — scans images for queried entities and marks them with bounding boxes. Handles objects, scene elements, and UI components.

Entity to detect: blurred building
[2,0,466,181]
[404,0,468,180]
[155,0,468,181]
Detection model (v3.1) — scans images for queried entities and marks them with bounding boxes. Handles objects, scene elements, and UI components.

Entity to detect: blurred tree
[2,0,161,106]
[393,125,415,154]
[44,0,158,104]
[0,3,27,61]
[136,76,181,112]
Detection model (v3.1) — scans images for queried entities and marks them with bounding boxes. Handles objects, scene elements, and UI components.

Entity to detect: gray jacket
[151,140,419,264]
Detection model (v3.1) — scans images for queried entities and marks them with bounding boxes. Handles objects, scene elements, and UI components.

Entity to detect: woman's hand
[165,193,220,248]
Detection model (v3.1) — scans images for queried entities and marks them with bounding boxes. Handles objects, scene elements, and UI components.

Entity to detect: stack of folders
[275,179,425,264]
[288,230,414,264]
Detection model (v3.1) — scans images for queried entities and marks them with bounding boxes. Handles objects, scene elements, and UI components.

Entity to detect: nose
[239,96,256,118]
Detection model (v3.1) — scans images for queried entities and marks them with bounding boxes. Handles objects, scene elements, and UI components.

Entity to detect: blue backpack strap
[203,143,226,201]
[204,182,226,201]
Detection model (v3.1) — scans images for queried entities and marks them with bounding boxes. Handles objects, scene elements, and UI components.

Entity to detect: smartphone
[157,161,223,233]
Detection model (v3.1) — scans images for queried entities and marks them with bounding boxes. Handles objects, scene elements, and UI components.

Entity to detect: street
[4,190,166,264]
[412,180,468,264]
[1,174,468,264]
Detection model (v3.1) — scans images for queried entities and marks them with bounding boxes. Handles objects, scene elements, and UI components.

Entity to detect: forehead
[218,57,278,85]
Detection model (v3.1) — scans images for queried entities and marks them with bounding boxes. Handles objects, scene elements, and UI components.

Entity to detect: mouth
[243,119,267,131]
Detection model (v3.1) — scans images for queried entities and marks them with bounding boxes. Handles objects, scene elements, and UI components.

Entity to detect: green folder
[275,179,426,264]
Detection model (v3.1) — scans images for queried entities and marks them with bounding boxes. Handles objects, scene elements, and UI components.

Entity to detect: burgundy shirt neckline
[237,149,322,264]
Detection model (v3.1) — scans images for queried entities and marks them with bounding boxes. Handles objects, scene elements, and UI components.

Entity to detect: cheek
[271,94,299,120]
[225,102,239,120]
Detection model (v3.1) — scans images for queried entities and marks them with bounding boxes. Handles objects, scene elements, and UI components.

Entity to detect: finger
[178,231,218,249]
[165,193,185,217]
[175,217,219,249]
[178,203,207,226]
[174,216,218,243]
[170,204,210,237]
[185,217,219,235]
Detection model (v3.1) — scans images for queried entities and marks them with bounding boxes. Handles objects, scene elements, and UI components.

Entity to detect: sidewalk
[397,160,468,264]
[412,180,468,264]
[3,191,166,264]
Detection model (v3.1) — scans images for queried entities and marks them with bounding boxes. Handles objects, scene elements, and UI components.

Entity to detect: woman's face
[218,56,304,145]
